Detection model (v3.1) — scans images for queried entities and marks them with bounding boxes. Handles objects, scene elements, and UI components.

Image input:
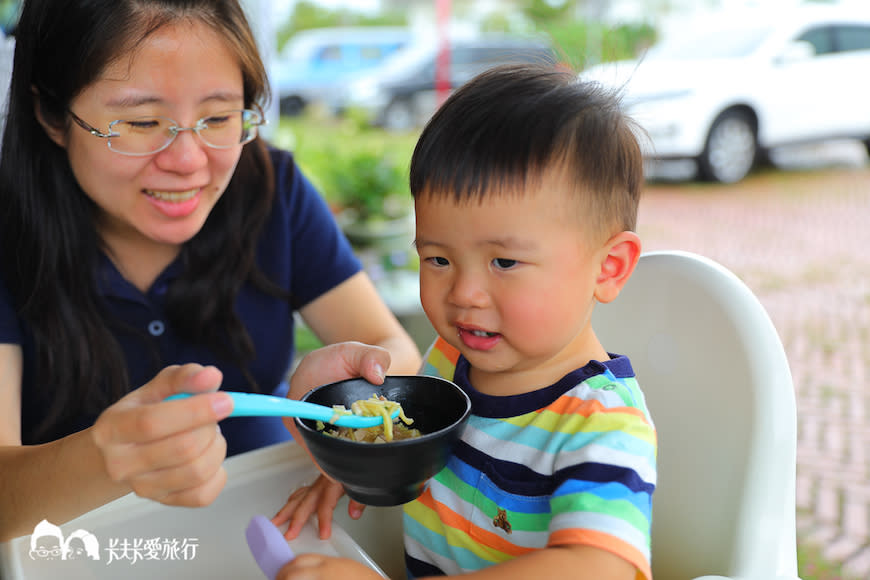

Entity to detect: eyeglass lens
[107,109,261,155]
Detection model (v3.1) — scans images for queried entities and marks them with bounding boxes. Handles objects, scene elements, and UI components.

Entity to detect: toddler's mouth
[456,324,499,338]
[457,325,501,351]
[468,328,498,338]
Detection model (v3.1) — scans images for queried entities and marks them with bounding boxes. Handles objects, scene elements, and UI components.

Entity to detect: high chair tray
[0,441,404,579]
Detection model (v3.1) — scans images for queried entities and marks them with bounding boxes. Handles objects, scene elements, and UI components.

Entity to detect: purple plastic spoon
[245,515,295,580]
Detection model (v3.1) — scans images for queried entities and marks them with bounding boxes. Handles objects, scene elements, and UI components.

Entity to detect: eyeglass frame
[67,106,266,156]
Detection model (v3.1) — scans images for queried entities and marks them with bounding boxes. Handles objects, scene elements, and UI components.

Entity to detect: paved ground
[638,144,870,579]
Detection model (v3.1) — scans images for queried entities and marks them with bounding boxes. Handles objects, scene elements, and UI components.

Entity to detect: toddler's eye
[493,258,518,269]
[426,256,450,267]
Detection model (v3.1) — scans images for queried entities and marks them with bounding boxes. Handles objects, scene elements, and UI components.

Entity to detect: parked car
[338,34,557,131]
[270,26,411,116]
[583,5,870,183]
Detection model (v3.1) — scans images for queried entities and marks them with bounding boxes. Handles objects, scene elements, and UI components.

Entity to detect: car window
[360,45,384,62]
[317,44,343,63]
[833,25,870,52]
[796,26,835,55]
[359,42,404,64]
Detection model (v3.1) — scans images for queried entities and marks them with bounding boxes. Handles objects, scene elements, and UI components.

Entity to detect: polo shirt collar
[95,251,183,304]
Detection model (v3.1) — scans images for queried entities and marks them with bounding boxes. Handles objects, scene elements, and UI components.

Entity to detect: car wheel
[381,99,415,131]
[697,110,758,184]
[279,96,306,117]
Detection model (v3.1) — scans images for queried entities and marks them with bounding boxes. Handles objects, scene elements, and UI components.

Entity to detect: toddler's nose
[447,273,490,309]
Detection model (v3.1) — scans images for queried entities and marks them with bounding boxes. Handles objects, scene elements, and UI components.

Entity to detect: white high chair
[591,250,801,580]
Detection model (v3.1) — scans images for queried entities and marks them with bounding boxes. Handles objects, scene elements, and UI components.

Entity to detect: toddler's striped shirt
[404,337,657,580]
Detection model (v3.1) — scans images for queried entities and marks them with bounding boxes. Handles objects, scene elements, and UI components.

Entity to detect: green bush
[323,149,411,223]
[275,115,417,217]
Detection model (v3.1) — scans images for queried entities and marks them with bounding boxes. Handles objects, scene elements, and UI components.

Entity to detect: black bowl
[294,375,471,506]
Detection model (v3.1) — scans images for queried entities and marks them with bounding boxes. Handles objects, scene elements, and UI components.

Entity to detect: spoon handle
[224,392,337,421]
[165,391,394,428]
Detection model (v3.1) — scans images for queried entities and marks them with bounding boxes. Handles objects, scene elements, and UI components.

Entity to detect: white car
[583,5,870,183]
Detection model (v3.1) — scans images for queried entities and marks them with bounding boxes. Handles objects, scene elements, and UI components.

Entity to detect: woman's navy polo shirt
[0,147,362,455]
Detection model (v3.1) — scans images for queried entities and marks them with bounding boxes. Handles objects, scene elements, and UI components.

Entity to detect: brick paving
[637,151,870,579]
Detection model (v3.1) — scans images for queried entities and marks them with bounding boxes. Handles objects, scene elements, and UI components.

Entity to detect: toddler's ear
[594,231,641,304]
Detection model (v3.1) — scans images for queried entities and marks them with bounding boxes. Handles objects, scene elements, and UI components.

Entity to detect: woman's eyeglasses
[68,108,266,156]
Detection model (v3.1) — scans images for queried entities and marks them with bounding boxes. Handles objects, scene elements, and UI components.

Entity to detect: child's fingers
[273,476,346,540]
[272,485,312,535]
[275,482,329,540]
[276,554,383,580]
[347,499,367,520]
[314,481,347,539]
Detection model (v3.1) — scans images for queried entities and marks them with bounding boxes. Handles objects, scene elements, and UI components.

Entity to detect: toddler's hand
[276,553,383,580]
[272,474,367,540]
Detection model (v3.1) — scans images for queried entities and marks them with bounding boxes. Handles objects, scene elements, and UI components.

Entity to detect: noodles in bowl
[295,375,471,506]
[318,394,422,443]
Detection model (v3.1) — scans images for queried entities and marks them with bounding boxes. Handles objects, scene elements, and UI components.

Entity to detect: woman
[0,0,420,541]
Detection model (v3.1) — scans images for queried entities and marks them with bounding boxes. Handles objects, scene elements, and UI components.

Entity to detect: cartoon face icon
[29,520,64,560]
[64,529,100,561]
[65,537,86,560]
[31,536,62,560]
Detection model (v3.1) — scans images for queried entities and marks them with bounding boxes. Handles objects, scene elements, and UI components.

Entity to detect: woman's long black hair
[0,0,283,442]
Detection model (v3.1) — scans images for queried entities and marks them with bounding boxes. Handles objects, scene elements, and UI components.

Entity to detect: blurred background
[2,1,868,578]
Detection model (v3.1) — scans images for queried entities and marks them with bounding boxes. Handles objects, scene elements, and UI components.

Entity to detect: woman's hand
[90,363,234,507]
[286,341,391,401]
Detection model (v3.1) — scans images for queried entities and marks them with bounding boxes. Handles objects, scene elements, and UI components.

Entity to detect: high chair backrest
[591,250,801,580]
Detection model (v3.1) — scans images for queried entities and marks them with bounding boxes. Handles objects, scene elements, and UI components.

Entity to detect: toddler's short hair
[410,63,644,239]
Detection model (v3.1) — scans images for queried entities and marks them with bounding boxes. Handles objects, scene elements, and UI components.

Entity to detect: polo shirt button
[148,320,165,336]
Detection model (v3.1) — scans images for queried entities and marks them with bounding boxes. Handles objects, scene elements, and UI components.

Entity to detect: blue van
[271,27,412,116]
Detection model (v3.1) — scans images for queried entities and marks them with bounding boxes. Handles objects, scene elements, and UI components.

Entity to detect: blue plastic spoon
[165,391,399,429]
